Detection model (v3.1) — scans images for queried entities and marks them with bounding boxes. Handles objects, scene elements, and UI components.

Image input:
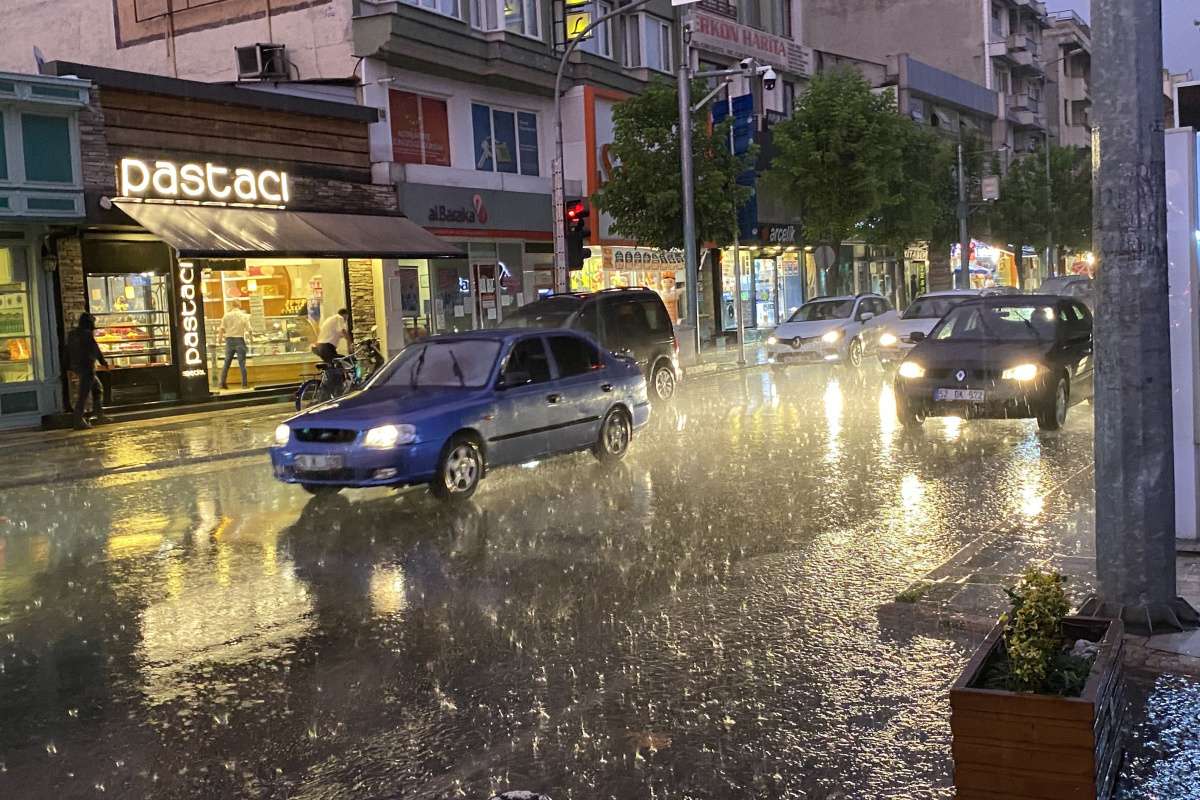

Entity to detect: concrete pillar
[1084,0,1199,632]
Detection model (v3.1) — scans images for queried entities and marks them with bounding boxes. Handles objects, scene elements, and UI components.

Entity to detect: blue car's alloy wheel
[433,436,483,501]
[594,408,631,463]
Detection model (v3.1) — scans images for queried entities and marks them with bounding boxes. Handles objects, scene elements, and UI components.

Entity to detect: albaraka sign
[688,10,813,77]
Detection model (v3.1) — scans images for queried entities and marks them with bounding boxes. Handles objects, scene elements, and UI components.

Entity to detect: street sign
[981,175,1001,202]
[566,10,591,40]
[814,245,836,269]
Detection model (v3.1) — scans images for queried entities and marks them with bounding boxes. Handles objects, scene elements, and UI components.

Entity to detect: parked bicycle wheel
[296,379,332,411]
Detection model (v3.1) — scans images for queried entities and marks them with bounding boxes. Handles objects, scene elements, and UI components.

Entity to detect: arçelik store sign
[116,157,291,208]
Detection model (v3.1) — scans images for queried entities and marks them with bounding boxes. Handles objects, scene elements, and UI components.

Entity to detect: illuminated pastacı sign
[177,262,204,372]
[118,158,290,207]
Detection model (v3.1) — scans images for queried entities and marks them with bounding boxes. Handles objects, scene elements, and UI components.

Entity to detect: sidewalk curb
[0,447,270,491]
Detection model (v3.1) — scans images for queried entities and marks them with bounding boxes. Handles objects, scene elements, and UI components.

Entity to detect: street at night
[0,366,1113,799]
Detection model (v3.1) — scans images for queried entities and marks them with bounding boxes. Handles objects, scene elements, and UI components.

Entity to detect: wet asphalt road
[0,365,1100,799]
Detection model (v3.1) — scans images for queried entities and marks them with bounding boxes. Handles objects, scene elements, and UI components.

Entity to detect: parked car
[878,290,982,367]
[766,293,900,369]
[270,329,651,500]
[893,295,1094,431]
[1039,275,1094,308]
[981,285,1023,296]
[507,288,681,403]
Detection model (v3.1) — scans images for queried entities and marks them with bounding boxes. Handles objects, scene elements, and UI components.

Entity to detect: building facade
[804,0,1050,156]
[1043,10,1091,149]
[0,72,91,429]
[40,62,456,416]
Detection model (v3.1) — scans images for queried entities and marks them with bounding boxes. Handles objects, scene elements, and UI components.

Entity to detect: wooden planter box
[951,616,1125,800]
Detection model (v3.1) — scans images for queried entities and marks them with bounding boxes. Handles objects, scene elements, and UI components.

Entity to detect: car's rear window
[903,296,971,320]
[507,297,582,328]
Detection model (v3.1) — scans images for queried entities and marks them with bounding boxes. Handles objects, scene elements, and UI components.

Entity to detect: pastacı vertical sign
[175,260,209,398]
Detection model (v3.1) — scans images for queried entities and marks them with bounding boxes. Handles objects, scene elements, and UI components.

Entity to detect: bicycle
[295,338,384,411]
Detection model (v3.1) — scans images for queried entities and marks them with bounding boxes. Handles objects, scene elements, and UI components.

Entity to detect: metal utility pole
[1044,133,1054,279]
[957,142,970,290]
[677,23,702,360]
[1083,0,1199,633]
[727,87,746,366]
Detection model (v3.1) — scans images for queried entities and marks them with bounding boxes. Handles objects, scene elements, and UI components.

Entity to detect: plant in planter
[951,569,1125,800]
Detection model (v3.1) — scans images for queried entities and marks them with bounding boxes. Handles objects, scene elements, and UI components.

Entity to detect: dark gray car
[507,288,682,403]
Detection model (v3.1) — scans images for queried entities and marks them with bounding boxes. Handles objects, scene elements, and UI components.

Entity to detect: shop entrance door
[472,263,500,328]
[753,258,777,328]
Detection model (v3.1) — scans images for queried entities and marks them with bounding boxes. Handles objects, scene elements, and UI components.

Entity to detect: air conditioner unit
[236,43,287,80]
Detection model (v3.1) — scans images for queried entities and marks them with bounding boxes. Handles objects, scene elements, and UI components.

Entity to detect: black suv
[508,288,681,402]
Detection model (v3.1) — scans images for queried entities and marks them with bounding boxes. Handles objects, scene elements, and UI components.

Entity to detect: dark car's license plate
[934,388,985,402]
[295,454,345,471]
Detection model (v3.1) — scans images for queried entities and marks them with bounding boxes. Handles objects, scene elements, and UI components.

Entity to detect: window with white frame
[624,14,672,73]
[404,0,461,19]
[578,1,614,58]
[471,102,540,176]
[471,0,541,38]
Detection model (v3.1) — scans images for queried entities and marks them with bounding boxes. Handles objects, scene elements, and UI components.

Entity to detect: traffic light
[565,199,592,269]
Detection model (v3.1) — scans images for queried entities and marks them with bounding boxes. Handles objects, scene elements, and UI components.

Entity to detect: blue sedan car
[270,329,651,500]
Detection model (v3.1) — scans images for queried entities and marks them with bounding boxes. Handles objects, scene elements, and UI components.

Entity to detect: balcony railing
[1009,92,1040,113]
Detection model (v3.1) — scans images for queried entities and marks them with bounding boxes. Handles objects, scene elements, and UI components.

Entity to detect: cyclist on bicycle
[314,308,351,364]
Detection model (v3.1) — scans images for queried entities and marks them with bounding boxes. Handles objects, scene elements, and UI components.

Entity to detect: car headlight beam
[363,424,417,448]
[822,329,842,344]
[898,361,926,379]
[879,332,898,347]
[1002,363,1042,382]
[766,335,779,346]
[274,424,291,445]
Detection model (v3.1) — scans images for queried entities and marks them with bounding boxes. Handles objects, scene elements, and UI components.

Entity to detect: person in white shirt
[218,302,253,389]
[314,308,351,364]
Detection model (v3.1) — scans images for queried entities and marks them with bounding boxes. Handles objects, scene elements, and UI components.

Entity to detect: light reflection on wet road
[0,366,1100,798]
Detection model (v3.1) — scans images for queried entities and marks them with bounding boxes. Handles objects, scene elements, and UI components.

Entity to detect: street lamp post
[551,0,659,293]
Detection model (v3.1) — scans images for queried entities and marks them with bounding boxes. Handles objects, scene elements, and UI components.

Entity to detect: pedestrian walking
[218,301,253,389]
[65,312,109,430]
[313,308,351,364]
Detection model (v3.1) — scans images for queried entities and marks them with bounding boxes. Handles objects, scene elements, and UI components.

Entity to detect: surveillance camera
[739,57,755,70]
[761,66,778,91]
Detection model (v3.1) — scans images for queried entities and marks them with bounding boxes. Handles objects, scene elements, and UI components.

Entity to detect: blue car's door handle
[601,383,614,392]
[547,393,562,405]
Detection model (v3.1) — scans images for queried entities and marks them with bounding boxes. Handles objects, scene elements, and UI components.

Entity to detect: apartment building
[804,0,1051,157]
[1042,10,1092,149]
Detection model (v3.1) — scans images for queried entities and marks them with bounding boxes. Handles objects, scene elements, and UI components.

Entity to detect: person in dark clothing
[65,312,109,429]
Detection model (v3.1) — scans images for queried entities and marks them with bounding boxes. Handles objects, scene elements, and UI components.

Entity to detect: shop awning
[113,202,463,259]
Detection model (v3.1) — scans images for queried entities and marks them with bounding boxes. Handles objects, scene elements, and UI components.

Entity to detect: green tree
[983,144,1093,280]
[766,68,906,250]
[593,80,752,250]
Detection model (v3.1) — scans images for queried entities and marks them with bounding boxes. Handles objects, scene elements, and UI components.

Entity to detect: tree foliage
[983,144,1093,257]
[593,80,753,250]
[766,68,908,247]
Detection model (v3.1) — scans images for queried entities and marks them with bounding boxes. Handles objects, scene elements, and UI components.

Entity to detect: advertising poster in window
[492,111,519,174]
[517,112,540,176]
[472,104,494,171]
[420,97,451,166]
[389,90,423,164]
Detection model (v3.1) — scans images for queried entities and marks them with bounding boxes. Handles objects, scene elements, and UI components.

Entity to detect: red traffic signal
[565,199,590,233]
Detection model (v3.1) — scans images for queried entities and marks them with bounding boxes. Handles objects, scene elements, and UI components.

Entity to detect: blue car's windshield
[373,340,500,389]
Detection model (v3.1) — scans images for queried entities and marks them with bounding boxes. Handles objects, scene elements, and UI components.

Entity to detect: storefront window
[753,258,777,327]
[433,260,473,333]
[87,272,174,368]
[571,248,684,324]
[0,247,34,383]
[198,258,348,392]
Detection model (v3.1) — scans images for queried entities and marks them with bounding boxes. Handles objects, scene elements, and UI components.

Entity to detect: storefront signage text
[760,224,797,245]
[429,194,489,225]
[605,247,685,269]
[689,10,813,78]
[117,158,291,208]
[177,262,205,377]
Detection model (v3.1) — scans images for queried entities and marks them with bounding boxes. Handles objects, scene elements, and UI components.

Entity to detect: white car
[876,290,982,366]
[766,294,899,369]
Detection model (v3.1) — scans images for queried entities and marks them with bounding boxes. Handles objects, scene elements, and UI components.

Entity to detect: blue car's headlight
[363,424,417,448]
[274,424,291,445]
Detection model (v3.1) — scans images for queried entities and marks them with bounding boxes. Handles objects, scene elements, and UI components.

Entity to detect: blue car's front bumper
[269,438,443,487]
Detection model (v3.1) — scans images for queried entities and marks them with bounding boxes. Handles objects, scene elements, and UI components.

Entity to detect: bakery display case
[92,309,173,368]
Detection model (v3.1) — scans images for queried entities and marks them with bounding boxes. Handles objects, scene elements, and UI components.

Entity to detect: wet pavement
[0,365,1184,799]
